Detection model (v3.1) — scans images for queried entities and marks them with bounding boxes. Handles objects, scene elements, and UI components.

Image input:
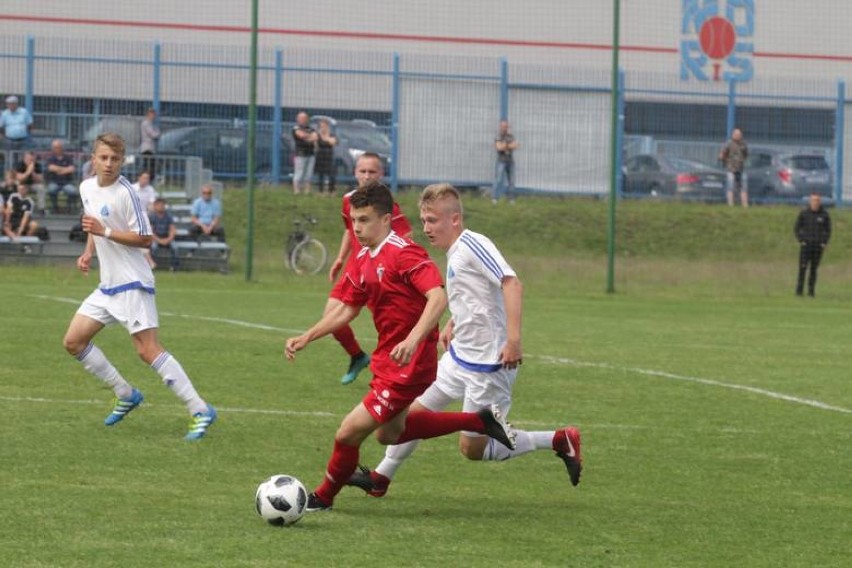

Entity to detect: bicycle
[285,214,328,275]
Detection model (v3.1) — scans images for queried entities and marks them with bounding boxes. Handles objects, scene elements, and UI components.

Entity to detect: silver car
[745,150,833,200]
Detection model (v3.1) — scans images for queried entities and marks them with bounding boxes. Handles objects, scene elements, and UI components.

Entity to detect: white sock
[151,351,207,415]
[76,343,133,399]
[375,439,421,480]
[482,430,553,461]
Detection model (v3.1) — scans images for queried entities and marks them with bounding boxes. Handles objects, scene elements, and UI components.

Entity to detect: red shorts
[361,376,430,424]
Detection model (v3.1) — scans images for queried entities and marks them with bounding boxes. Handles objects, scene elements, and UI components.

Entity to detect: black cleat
[305,492,333,512]
[346,465,389,497]
[477,404,517,450]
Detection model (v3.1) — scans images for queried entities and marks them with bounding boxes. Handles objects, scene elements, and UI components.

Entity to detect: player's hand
[438,325,454,351]
[81,215,106,236]
[498,340,523,369]
[328,258,344,282]
[390,339,417,366]
[77,252,92,274]
[284,335,308,361]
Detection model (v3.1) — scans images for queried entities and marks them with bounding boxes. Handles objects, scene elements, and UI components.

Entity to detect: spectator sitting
[46,139,79,213]
[14,151,45,216]
[3,183,41,239]
[131,171,157,212]
[148,197,179,271]
[0,169,17,202]
[189,184,225,242]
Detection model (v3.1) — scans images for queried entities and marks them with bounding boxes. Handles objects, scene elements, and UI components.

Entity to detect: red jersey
[339,231,444,389]
[342,190,412,253]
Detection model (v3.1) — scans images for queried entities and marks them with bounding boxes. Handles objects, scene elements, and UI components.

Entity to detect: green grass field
[1,193,850,567]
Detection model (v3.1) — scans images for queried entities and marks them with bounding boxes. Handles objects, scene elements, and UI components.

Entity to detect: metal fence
[1,35,849,203]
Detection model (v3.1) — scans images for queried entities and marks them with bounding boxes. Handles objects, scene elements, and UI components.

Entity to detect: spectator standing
[291,112,317,194]
[0,95,33,151]
[189,184,225,242]
[140,108,160,178]
[3,183,40,239]
[131,171,157,212]
[719,128,749,208]
[148,198,179,271]
[492,120,518,204]
[315,119,338,195]
[14,151,45,215]
[46,139,79,213]
[794,192,831,297]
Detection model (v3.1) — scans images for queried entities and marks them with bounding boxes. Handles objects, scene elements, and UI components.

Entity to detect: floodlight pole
[245,0,259,281]
[606,0,621,294]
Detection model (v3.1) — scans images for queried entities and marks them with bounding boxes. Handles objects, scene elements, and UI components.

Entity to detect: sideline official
[794,192,831,297]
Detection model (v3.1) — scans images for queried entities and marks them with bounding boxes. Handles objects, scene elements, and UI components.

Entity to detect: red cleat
[552,427,582,486]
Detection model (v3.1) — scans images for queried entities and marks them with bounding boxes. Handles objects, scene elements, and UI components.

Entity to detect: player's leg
[325,294,369,385]
[308,403,382,511]
[64,297,145,425]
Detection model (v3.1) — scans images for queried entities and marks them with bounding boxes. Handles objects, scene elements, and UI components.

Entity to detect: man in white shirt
[131,170,157,212]
[61,132,216,440]
[348,183,582,497]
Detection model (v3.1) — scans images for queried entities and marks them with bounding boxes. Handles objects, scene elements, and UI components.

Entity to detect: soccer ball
[255,474,308,526]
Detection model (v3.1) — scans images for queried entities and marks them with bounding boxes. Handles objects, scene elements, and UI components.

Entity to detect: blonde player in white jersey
[348,183,582,496]
[61,132,217,440]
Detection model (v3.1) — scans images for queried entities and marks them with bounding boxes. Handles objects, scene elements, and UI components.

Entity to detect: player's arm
[498,275,523,369]
[390,286,447,366]
[439,318,455,351]
[77,233,95,274]
[80,215,152,248]
[285,301,361,361]
[329,231,351,282]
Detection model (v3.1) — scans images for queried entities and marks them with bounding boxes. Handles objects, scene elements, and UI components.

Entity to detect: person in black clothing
[794,192,831,297]
[291,111,317,194]
[315,118,338,195]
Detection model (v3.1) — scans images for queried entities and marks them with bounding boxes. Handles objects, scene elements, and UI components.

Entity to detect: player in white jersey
[61,133,217,440]
[348,183,582,496]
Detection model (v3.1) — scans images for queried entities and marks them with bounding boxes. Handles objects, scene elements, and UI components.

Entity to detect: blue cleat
[104,389,144,426]
[341,352,370,385]
[185,405,217,441]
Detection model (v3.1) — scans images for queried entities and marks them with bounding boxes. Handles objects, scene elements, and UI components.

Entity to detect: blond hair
[93,132,126,157]
[419,183,462,215]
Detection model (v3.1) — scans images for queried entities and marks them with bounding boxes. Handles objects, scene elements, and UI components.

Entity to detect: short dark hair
[349,180,393,217]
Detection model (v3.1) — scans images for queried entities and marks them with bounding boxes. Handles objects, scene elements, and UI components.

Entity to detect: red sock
[314,440,360,505]
[333,325,362,357]
[395,411,483,444]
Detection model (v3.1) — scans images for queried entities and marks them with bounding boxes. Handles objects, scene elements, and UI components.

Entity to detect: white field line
[30,294,852,415]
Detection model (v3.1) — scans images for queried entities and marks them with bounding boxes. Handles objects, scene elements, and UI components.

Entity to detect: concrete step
[42,241,86,256]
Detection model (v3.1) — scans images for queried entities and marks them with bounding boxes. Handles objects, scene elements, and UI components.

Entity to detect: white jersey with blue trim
[446,229,516,367]
[80,175,155,295]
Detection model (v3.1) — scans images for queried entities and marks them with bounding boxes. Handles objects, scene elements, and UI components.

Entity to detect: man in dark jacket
[794,192,831,297]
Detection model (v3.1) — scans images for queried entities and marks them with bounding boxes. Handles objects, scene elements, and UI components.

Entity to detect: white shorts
[76,288,159,334]
[418,352,518,437]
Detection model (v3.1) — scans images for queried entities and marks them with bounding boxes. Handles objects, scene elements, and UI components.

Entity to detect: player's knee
[63,334,85,356]
[458,439,485,461]
[374,430,399,445]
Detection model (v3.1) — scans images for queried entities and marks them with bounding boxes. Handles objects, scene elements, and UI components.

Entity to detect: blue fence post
[390,52,400,193]
[726,80,736,138]
[499,58,509,121]
[25,36,35,114]
[271,48,283,184]
[152,42,161,114]
[835,80,846,207]
[615,68,625,198]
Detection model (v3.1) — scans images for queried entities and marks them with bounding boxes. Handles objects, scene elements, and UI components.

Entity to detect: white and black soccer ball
[255,474,308,526]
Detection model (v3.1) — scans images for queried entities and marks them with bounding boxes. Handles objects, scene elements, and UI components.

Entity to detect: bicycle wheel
[290,238,328,275]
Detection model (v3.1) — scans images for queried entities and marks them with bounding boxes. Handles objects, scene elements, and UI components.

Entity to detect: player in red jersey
[326,153,412,385]
[285,181,516,512]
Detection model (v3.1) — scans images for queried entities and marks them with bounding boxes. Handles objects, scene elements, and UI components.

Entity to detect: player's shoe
[305,492,333,512]
[478,404,517,450]
[184,405,217,441]
[346,465,391,497]
[104,389,144,426]
[341,352,370,385]
[553,426,583,487]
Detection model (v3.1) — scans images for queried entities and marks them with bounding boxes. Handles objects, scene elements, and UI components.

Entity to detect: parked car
[157,125,287,178]
[744,149,833,200]
[623,154,726,200]
[289,116,392,177]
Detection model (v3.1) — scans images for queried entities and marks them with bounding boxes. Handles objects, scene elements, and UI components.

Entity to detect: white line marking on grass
[537,355,852,415]
[0,396,335,417]
[31,295,851,415]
